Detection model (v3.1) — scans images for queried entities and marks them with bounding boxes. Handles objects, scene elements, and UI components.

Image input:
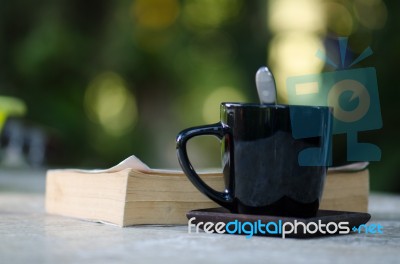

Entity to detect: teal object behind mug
[176,103,332,217]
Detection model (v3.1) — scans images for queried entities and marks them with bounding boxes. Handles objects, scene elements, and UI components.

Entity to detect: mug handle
[176,123,234,210]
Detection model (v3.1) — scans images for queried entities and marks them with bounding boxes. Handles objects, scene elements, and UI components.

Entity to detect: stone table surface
[0,169,400,264]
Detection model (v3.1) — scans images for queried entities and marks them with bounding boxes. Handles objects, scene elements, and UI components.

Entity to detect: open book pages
[53,155,369,174]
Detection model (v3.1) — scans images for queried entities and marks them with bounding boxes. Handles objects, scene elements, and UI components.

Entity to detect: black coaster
[186,208,371,238]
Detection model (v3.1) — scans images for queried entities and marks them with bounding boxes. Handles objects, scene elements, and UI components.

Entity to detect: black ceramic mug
[176,103,332,217]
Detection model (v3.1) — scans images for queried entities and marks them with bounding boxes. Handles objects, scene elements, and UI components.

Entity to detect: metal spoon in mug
[255,66,277,104]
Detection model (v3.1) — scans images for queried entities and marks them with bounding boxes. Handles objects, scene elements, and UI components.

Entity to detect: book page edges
[320,169,369,212]
[45,169,130,226]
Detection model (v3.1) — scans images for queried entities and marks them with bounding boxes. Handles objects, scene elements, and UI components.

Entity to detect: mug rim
[222,102,332,110]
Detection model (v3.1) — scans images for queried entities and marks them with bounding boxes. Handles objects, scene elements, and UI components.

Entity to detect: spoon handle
[256,66,277,104]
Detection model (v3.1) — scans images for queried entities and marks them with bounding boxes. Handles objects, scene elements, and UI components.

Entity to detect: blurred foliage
[0,0,267,168]
[0,0,399,193]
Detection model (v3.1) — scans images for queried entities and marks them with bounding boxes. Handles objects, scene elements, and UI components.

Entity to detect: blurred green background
[0,0,399,193]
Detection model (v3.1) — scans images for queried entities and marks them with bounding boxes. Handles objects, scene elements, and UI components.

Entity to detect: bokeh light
[267,0,325,104]
[353,0,387,30]
[269,33,324,74]
[132,0,180,30]
[182,0,243,29]
[202,86,246,124]
[268,32,324,102]
[84,72,138,137]
[324,2,354,36]
[268,0,325,33]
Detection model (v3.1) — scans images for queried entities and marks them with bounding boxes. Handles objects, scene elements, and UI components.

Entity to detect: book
[45,156,369,227]
[320,162,369,213]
